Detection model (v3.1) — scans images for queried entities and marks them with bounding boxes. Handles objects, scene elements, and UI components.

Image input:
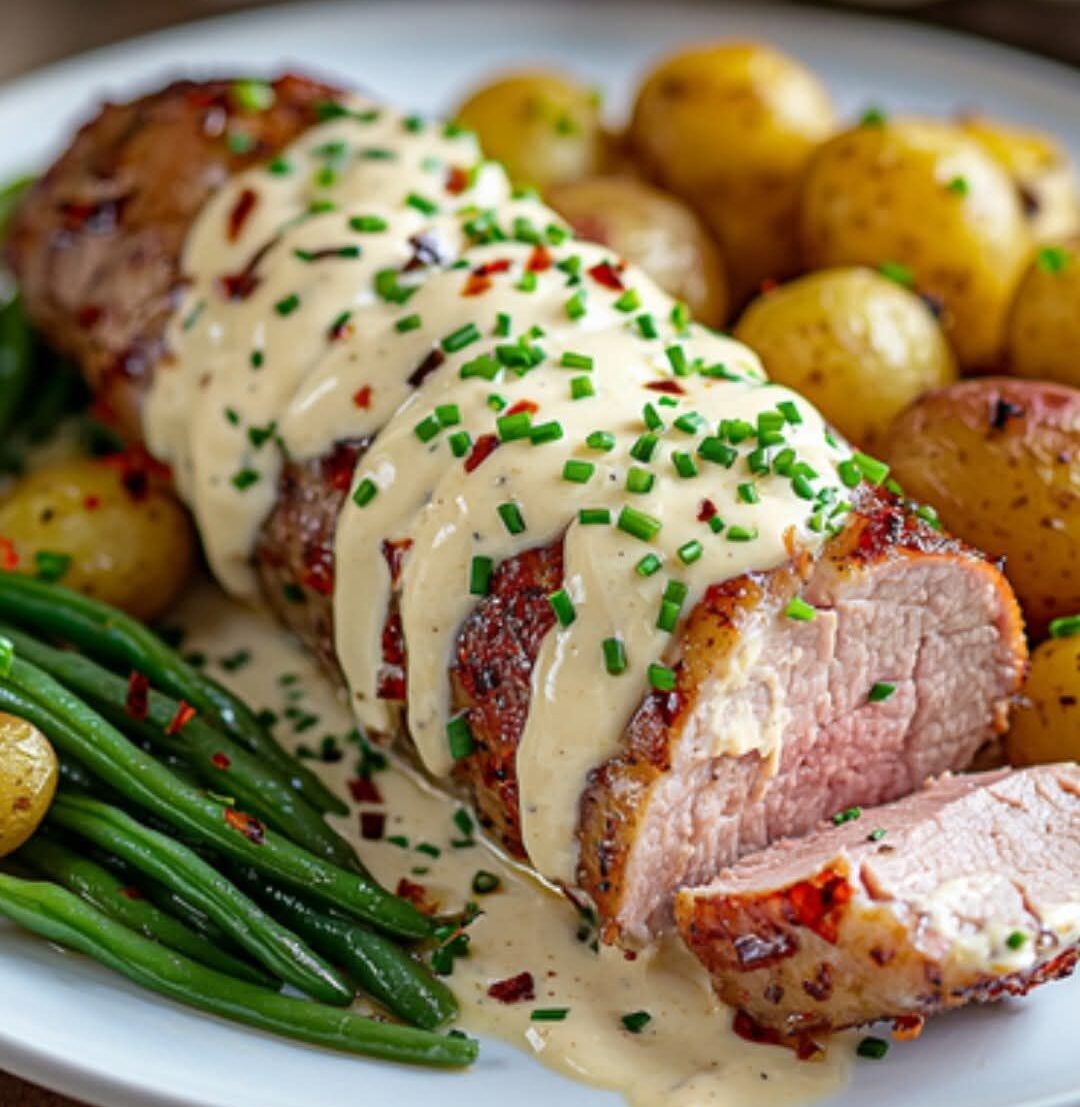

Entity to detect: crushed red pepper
[166,701,197,735]
[464,432,499,472]
[224,808,266,845]
[125,671,150,721]
[487,971,536,1003]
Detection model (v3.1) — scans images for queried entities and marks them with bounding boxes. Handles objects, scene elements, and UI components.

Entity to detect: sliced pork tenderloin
[676,764,1080,1036]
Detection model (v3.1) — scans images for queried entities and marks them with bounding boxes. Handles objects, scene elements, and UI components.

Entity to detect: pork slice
[578,489,1026,940]
[675,764,1080,1035]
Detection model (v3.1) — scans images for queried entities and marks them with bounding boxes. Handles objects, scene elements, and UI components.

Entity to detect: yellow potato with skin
[883,378,1080,639]
[454,71,603,191]
[0,457,196,622]
[960,115,1079,243]
[629,42,835,304]
[547,175,729,327]
[801,119,1032,370]
[1006,242,1080,388]
[734,267,957,451]
[0,713,57,857]
[1006,629,1080,767]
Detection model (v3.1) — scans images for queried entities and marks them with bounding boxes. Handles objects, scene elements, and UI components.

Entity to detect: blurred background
[0,0,1078,79]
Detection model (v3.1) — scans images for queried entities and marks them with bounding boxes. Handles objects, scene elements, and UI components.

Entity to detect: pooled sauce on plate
[147,95,852,886]
[173,582,851,1106]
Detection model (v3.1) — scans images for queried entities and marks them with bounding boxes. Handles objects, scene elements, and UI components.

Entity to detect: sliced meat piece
[576,486,1025,939]
[4,74,339,437]
[676,764,1080,1036]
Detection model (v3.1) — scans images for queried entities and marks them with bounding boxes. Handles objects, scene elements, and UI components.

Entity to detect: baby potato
[960,115,1079,243]
[883,378,1080,638]
[800,119,1032,370]
[1006,628,1080,766]
[0,456,196,622]
[734,267,957,451]
[547,175,729,326]
[454,71,603,191]
[0,713,57,857]
[1006,242,1080,388]
[629,41,835,304]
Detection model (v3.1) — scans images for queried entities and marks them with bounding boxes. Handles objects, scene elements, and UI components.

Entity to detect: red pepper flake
[475,258,512,277]
[119,886,144,901]
[352,385,373,409]
[505,398,538,417]
[302,547,335,597]
[698,498,718,522]
[783,867,852,945]
[464,432,499,473]
[83,494,102,511]
[487,971,536,1004]
[227,187,259,242]
[526,244,553,272]
[100,447,172,501]
[892,1015,925,1041]
[329,314,354,341]
[219,270,261,301]
[210,751,231,770]
[645,379,685,395]
[462,272,493,297]
[587,261,625,291]
[0,537,19,570]
[445,165,470,195]
[348,776,383,804]
[126,672,149,721]
[321,440,362,493]
[378,609,406,701]
[224,808,266,845]
[395,877,437,914]
[408,347,446,389]
[381,538,413,587]
[166,701,197,735]
[360,811,386,840]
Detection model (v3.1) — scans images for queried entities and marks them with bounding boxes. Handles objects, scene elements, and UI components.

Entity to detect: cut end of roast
[675,764,1080,1036]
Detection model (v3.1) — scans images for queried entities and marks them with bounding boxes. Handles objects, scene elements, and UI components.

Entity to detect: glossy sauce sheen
[146,96,851,886]
[173,583,850,1106]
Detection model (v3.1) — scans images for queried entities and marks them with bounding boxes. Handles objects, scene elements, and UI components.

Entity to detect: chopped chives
[579,507,611,525]
[636,554,662,577]
[636,313,658,339]
[531,1008,569,1022]
[856,1037,889,1060]
[487,393,508,412]
[472,871,501,895]
[832,806,862,825]
[571,376,595,400]
[1049,615,1080,639]
[586,430,615,452]
[1005,930,1028,950]
[726,525,757,542]
[626,467,655,494]
[773,448,796,476]
[231,468,259,491]
[677,540,703,565]
[274,293,300,316]
[349,214,388,232]
[879,260,914,288]
[517,270,538,293]
[565,289,588,320]
[548,589,576,627]
[672,451,698,479]
[868,827,886,842]
[630,433,659,462]
[737,483,759,504]
[561,351,594,370]
[603,636,628,674]
[674,412,704,435]
[460,354,500,380]
[441,322,481,353]
[670,301,690,330]
[708,516,725,534]
[791,474,816,501]
[666,345,688,376]
[563,459,595,483]
[621,1011,652,1034]
[837,458,862,488]
[868,681,896,702]
[447,713,475,759]
[352,478,377,507]
[498,501,526,534]
[250,349,264,369]
[414,415,442,443]
[530,420,564,445]
[785,597,816,621]
[642,403,664,431]
[436,403,461,427]
[698,438,737,467]
[406,192,439,216]
[470,556,494,595]
[618,506,662,542]
[657,599,681,632]
[395,313,422,333]
[777,400,802,425]
[494,312,512,337]
[497,411,532,441]
[648,663,676,692]
[853,452,889,486]
[613,288,640,312]
[448,430,472,457]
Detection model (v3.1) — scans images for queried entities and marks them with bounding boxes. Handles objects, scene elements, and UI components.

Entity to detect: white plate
[1,4,1079,1106]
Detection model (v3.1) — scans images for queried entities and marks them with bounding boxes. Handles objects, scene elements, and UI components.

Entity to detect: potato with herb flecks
[0,455,196,621]
[0,713,57,857]
[800,118,1032,371]
[883,378,1080,639]
[960,115,1079,243]
[1006,243,1080,388]
[548,175,729,326]
[454,71,603,192]
[1006,622,1080,766]
[629,42,835,305]
[734,267,957,451]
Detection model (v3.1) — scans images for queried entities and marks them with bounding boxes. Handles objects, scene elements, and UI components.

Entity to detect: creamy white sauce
[146,94,851,887]
[171,582,850,1107]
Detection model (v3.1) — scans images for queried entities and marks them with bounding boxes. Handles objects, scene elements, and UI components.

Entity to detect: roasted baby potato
[801,119,1032,370]
[1006,243,1080,388]
[960,115,1079,243]
[0,456,196,622]
[629,42,835,304]
[547,175,729,326]
[0,713,57,857]
[734,267,957,451]
[454,71,603,191]
[1006,626,1080,766]
[883,378,1080,638]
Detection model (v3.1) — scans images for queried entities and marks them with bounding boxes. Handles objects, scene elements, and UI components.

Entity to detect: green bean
[0,874,478,1068]
[0,659,431,938]
[0,623,360,870]
[47,791,352,1005]
[231,865,456,1030]
[0,572,345,815]
[17,835,273,986]
[0,293,31,442]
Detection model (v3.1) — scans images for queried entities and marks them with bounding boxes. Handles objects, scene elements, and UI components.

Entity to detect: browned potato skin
[629,42,835,305]
[0,713,57,857]
[0,457,196,622]
[455,71,603,191]
[960,115,1079,243]
[548,176,729,326]
[884,378,1080,639]
[1006,243,1080,388]
[734,267,957,451]
[1006,632,1080,767]
[801,119,1032,371]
